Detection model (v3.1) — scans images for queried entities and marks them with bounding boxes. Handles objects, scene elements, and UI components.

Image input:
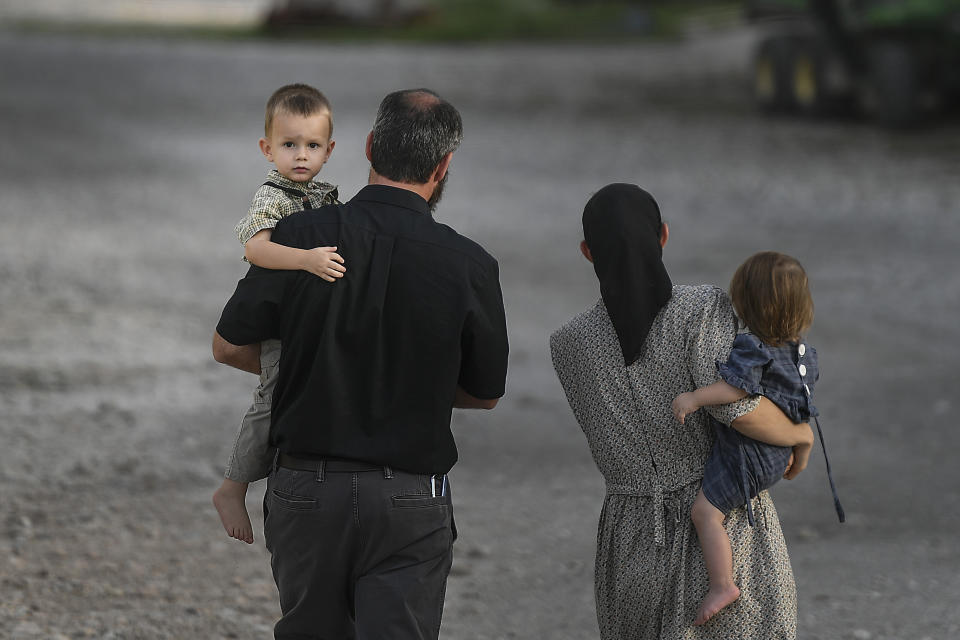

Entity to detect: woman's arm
[244,229,346,282]
[730,397,812,446]
[733,398,814,478]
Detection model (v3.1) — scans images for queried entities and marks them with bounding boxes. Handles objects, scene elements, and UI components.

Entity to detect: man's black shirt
[216,185,508,474]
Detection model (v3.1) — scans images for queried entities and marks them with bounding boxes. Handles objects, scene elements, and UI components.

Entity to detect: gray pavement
[1,26,959,640]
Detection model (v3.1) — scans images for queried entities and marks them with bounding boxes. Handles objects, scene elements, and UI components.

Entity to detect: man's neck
[367,169,432,203]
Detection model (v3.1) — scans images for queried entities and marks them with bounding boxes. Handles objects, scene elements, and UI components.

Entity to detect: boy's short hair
[264,83,333,137]
[729,251,814,347]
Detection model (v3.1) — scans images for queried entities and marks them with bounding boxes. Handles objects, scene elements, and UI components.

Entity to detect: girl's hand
[302,246,346,282]
[672,392,699,424]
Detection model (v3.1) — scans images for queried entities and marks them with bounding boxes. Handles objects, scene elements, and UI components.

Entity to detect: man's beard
[427,172,448,213]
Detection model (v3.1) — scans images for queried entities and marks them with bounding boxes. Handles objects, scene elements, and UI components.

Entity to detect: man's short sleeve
[458,260,509,399]
[215,264,291,345]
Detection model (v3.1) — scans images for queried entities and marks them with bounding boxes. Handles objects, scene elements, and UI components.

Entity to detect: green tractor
[748,0,960,126]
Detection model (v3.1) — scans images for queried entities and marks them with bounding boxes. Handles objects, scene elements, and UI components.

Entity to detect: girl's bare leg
[213,478,254,544]
[691,489,740,625]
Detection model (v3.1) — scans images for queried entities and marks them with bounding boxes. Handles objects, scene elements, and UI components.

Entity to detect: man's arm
[212,331,261,375]
[453,385,499,410]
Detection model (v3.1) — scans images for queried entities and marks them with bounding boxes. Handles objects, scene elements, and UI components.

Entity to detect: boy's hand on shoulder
[302,246,346,282]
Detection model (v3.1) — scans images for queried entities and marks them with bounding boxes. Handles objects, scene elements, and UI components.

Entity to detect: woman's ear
[660,222,669,249]
[580,240,593,263]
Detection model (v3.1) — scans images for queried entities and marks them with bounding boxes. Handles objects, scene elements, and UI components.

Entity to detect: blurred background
[1,1,959,639]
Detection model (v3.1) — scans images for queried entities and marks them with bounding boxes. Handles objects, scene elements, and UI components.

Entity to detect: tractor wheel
[864,41,922,128]
[753,36,796,113]
[790,38,854,117]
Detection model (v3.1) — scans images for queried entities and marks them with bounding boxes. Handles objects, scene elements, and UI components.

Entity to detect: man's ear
[660,222,669,249]
[432,152,453,184]
[259,137,272,161]
[580,240,594,263]
[365,131,374,162]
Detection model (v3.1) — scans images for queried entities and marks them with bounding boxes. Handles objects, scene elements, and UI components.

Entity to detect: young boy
[213,83,345,544]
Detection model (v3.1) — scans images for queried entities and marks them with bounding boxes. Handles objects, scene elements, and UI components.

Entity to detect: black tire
[790,37,857,117]
[753,36,796,113]
[864,41,921,128]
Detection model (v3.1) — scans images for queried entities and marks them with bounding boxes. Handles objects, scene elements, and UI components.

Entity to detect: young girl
[671,251,844,626]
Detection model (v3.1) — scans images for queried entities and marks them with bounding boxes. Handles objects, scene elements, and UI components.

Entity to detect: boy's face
[259,110,335,183]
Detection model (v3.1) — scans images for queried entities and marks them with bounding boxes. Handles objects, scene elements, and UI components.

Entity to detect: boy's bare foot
[213,482,254,544]
[694,583,740,626]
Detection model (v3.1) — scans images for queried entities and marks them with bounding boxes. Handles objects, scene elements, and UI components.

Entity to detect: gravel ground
[1,26,959,640]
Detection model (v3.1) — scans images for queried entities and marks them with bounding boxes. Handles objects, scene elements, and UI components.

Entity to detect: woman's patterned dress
[550,285,797,640]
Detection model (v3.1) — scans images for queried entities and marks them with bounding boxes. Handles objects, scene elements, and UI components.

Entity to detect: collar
[352,184,432,218]
[266,169,336,195]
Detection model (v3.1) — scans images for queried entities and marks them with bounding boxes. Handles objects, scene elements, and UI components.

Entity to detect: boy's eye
[282,141,295,148]
[308,142,322,149]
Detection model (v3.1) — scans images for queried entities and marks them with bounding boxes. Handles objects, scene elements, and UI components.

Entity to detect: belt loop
[271,449,279,473]
[383,465,393,479]
[316,459,326,483]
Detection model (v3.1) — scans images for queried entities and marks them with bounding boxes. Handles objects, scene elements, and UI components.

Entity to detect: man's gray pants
[263,459,454,640]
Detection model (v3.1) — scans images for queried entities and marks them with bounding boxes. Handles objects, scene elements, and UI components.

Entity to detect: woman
[550,184,814,639]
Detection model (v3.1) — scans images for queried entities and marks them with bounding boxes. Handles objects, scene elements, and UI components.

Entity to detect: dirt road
[1,27,958,639]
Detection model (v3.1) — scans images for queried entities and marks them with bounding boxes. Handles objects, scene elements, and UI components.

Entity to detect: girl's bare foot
[694,583,740,626]
[213,481,254,544]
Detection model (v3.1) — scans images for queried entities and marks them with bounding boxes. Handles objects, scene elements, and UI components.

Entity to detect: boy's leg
[691,489,741,626]
[214,340,281,544]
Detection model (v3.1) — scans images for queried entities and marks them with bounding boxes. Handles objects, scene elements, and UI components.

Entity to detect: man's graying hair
[370,89,462,184]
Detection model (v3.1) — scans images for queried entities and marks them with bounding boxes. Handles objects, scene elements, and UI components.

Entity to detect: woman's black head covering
[582,183,672,366]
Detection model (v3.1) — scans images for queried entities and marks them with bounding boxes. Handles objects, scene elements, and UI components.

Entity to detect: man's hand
[300,246,346,282]
[671,392,699,424]
[453,386,499,409]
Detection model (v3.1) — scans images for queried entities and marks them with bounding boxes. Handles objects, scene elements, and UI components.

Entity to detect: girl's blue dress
[702,333,843,525]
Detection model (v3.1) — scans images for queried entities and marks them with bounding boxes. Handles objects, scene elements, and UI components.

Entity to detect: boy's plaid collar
[266,169,335,194]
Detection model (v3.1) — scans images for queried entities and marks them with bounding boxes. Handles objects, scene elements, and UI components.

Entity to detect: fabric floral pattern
[550,285,797,640]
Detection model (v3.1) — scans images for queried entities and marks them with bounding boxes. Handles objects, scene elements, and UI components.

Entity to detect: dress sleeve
[716,334,771,396]
[687,288,760,426]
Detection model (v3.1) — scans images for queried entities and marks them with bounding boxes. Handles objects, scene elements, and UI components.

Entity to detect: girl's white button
[799,364,807,377]
[798,344,806,356]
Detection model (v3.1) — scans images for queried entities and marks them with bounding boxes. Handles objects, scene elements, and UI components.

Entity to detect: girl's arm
[672,380,747,424]
[244,229,345,282]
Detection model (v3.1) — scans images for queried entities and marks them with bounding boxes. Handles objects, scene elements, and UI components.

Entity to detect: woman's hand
[783,440,812,480]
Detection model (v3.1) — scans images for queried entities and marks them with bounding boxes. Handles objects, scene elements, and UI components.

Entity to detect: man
[212,88,509,640]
